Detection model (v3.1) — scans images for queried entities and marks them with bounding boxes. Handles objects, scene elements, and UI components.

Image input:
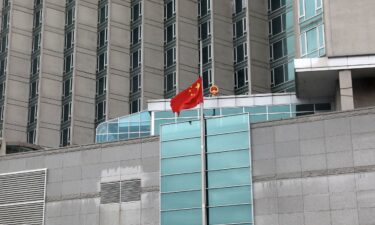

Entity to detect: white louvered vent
[0,169,47,225]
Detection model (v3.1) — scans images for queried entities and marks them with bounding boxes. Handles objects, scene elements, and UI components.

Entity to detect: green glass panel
[129,133,140,139]
[180,109,198,118]
[268,105,290,113]
[162,138,201,158]
[268,113,291,121]
[299,0,304,18]
[208,204,252,225]
[140,111,151,121]
[140,121,150,132]
[207,168,251,188]
[307,28,317,54]
[161,173,201,193]
[96,123,107,134]
[155,111,175,119]
[207,150,250,171]
[154,119,176,135]
[220,108,244,115]
[305,0,316,19]
[129,112,141,122]
[207,114,248,135]
[161,209,201,225]
[250,114,267,123]
[300,34,306,56]
[318,24,324,49]
[287,61,295,80]
[129,122,140,132]
[108,122,118,133]
[161,155,201,175]
[285,11,294,29]
[286,36,295,55]
[208,186,251,207]
[207,132,249,153]
[161,120,200,141]
[161,191,201,211]
[244,106,266,114]
[204,109,220,117]
[107,133,119,142]
[119,133,128,140]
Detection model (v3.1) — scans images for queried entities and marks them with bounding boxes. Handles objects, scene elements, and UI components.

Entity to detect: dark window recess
[273,65,284,86]
[166,24,174,43]
[97,76,106,95]
[235,0,243,14]
[65,31,74,49]
[132,3,140,21]
[96,101,106,121]
[165,1,173,19]
[62,103,70,122]
[236,69,246,88]
[63,79,71,97]
[101,182,120,204]
[271,0,281,11]
[1,36,7,52]
[2,13,8,30]
[0,60,6,76]
[236,21,244,38]
[272,40,283,60]
[121,179,141,202]
[130,99,140,114]
[30,81,38,99]
[66,8,74,26]
[296,104,314,116]
[132,51,139,69]
[29,105,37,124]
[27,130,35,144]
[164,72,175,92]
[203,70,210,89]
[166,48,174,67]
[99,5,107,24]
[132,27,139,45]
[201,22,209,40]
[131,75,139,93]
[33,34,40,52]
[236,45,245,63]
[98,53,106,71]
[61,128,70,147]
[32,58,39,75]
[200,0,208,16]
[272,16,282,35]
[0,82,4,99]
[203,46,209,64]
[315,103,331,111]
[65,55,73,73]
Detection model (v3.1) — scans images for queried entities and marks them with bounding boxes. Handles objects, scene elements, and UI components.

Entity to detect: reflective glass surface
[161,190,201,211]
[161,209,202,225]
[208,204,253,225]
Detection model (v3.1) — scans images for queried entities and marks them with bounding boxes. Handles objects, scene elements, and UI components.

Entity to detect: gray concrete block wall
[251,107,375,225]
[0,136,160,225]
[2,0,34,143]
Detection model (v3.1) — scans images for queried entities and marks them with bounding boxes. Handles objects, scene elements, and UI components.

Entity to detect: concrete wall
[38,0,65,147]
[71,0,97,145]
[324,0,375,57]
[3,0,34,143]
[176,0,198,92]
[252,107,375,225]
[247,0,270,94]
[211,0,234,95]
[0,136,160,225]
[106,0,130,119]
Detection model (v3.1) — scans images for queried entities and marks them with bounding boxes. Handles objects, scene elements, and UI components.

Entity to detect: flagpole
[199,41,207,225]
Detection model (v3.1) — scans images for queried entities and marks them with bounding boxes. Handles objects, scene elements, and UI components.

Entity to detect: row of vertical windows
[0,35,7,53]
[0,59,7,76]
[0,82,5,100]
[28,130,36,144]
[97,52,108,72]
[32,33,41,52]
[34,10,42,28]
[202,44,212,64]
[2,12,9,31]
[62,102,71,122]
[63,78,72,97]
[268,0,287,12]
[60,127,70,146]
[203,69,212,90]
[269,11,293,36]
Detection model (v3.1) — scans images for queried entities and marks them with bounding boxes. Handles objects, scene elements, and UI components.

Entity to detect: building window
[96,100,106,121]
[30,80,39,99]
[64,54,74,73]
[164,0,175,20]
[131,25,141,45]
[96,76,107,96]
[0,105,3,121]
[32,33,41,52]
[28,104,38,124]
[31,57,40,75]
[271,62,294,87]
[130,74,141,94]
[65,30,75,49]
[235,67,248,89]
[202,44,211,64]
[66,7,75,26]
[164,23,176,43]
[98,4,108,24]
[0,82,5,99]
[130,98,141,114]
[131,49,141,69]
[35,0,41,6]
[3,0,9,7]
[2,12,9,30]
[62,102,72,122]
[97,52,108,72]
[234,42,247,64]
[0,58,7,76]
[300,24,325,58]
[199,0,211,17]
[164,47,176,68]
[60,127,71,146]
[34,9,43,28]
[131,2,142,22]
[233,18,246,39]
[233,0,247,14]
[1,35,7,53]
[268,0,286,12]
[63,78,72,97]
[164,72,176,92]
[28,130,36,144]
[299,0,323,22]
[203,69,212,89]
[200,20,211,40]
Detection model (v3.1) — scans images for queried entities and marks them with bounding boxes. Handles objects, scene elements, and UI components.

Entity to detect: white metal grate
[0,169,47,225]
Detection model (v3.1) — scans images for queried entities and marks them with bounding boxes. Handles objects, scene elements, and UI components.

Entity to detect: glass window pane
[161,173,201,192]
[306,28,317,54]
[207,150,250,171]
[207,168,251,188]
[108,123,118,133]
[155,111,175,119]
[245,106,267,114]
[162,138,201,158]
[161,120,200,141]
[250,114,267,123]
[208,186,251,207]
[209,204,252,225]
[207,114,249,135]
[180,110,198,118]
[161,209,201,225]
[272,16,282,35]
[305,0,316,18]
[161,155,201,175]
[287,61,295,80]
[273,40,283,60]
[285,11,294,29]
[161,191,201,211]
[207,132,249,153]
[268,105,290,113]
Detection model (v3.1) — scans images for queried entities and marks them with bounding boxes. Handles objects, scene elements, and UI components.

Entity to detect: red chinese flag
[170,77,203,114]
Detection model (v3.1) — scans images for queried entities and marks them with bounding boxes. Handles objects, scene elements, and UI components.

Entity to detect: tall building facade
[0,0,374,148]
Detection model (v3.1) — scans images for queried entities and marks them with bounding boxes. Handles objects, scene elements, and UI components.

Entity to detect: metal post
[200,41,207,225]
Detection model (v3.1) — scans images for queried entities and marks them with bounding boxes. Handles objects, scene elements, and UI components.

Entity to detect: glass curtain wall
[160,113,253,225]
